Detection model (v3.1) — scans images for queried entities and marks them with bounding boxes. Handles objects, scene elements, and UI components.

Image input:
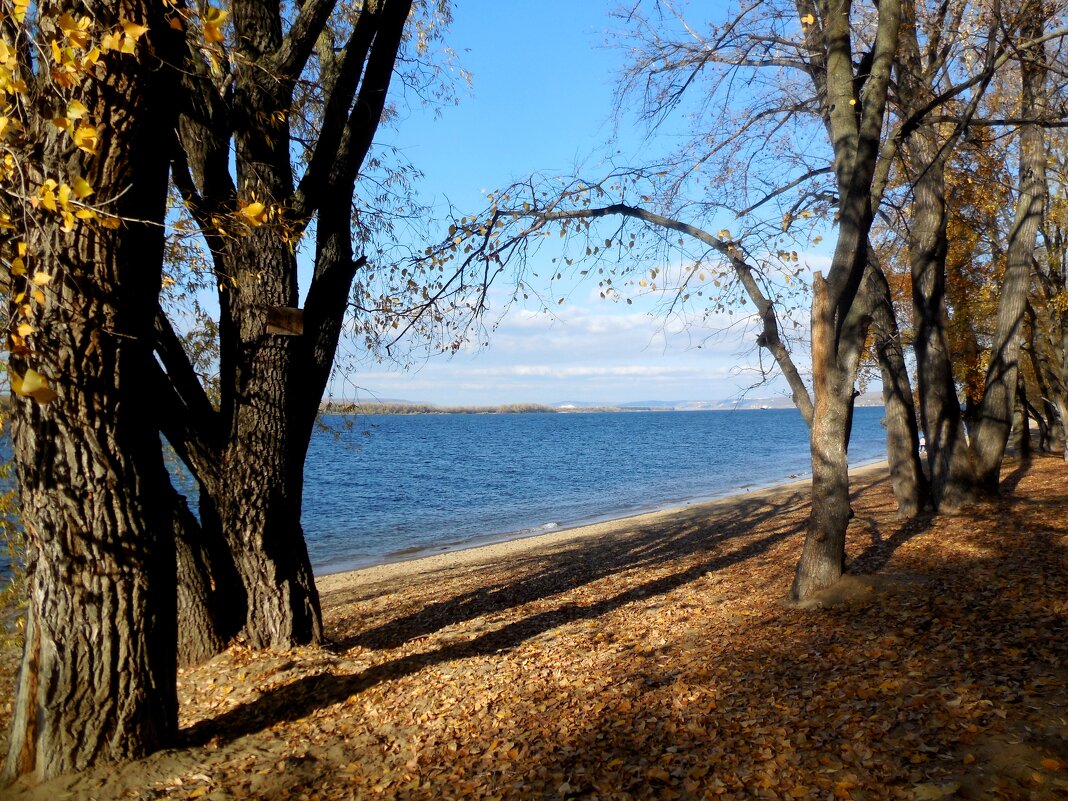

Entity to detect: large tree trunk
[970,8,1049,488]
[792,277,853,599]
[790,0,900,600]
[4,0,179,777]
[213,236,322,649]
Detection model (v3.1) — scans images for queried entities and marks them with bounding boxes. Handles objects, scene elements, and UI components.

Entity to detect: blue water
[301,407,887,574]
[0,407,889,579]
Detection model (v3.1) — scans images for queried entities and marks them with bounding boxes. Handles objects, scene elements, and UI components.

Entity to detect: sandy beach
[316,461,888,595]
[4,456,1067,800]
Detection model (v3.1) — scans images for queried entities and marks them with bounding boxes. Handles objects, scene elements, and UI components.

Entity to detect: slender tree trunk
[863,256,928,516]
[906,140,979,509]
[5,0,179,777]
[1011,387,1033,457]
[971,8,1049,488]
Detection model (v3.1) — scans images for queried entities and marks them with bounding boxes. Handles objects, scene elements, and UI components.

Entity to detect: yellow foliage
[10,369,57,403]
[72,122,98,154]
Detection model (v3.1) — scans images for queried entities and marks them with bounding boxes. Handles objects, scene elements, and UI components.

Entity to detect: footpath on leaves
[2,457,1067,801]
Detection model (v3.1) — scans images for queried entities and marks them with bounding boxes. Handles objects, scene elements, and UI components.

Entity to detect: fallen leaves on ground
[2,457,1067,801]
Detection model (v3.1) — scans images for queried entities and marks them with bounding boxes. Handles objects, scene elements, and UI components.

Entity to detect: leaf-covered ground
[2,456,1067,800]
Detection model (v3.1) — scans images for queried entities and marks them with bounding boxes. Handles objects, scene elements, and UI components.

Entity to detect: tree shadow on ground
[184,488,814,747]
[327,489,812,652]
[848,513,936,576]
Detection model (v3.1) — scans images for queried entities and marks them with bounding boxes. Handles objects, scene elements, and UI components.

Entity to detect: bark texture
[159,0,416,650]
[4,0,179,777]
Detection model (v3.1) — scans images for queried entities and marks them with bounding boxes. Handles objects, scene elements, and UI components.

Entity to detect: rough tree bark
[158,0,417,650]
[4,0,180,778]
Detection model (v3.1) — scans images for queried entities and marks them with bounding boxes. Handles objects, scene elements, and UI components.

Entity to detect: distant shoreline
[321,400,887,415]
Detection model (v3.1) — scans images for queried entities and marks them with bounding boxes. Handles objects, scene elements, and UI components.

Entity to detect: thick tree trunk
[790,0,900,600]
[160,0,415,650]
[896,0,980,510]
[5,0,179,777]
[971,11,1048,488]
[792,277,852,600]
[214,233,322,649]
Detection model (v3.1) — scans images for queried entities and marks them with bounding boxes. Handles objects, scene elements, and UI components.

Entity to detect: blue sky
[333,1,817,407]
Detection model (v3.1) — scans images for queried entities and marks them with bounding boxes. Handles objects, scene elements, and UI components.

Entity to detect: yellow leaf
[12,369,58,403]
[99,215,121,230]
[121,19,150,39]
[58,13,91,47]
[66,99,89,120]
[75,208,97,220]
[717,229,731,240]
[60,211,75,232]
[120,34,137,54]
[203,6,228,43]
[32,289,46,304]
[72,123,98,154]
[50,39,64,64]
[100,32,122,51]
[32,271,52,286]
[238,200,268,226]
[800,13,816,25]
[17,323,34,337]
[72,176,93,199]
[52,117,71,131]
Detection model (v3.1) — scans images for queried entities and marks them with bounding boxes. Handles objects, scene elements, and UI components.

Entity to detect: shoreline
[316,458,890,593]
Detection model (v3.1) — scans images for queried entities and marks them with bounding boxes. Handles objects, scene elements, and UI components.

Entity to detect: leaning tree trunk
[971,9,1049,488]
[4,0,179,778]
[173,488,229,667]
